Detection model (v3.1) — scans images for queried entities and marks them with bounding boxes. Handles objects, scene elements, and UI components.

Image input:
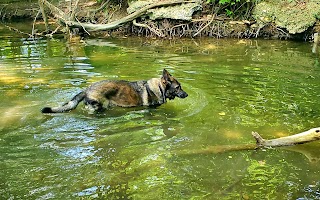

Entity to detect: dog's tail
[41,91,85,113]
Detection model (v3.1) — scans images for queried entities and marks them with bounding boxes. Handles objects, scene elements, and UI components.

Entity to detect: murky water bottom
[1,24,320,199]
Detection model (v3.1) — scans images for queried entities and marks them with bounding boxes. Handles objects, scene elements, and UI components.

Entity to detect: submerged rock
[253,1,320,34]
[127,0,202,21]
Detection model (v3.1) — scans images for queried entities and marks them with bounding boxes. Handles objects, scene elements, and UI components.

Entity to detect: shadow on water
[1,25,320,199]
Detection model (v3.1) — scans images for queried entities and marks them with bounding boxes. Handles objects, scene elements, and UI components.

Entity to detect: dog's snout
[179,91,188,98]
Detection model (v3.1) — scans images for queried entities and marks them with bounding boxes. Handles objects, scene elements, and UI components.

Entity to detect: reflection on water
[1,26,320,199]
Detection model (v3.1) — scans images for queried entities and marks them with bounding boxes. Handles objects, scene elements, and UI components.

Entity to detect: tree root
[33,0,295,39]
[42,0,196,32]
[193,14,215,37]
[133,19,164,37]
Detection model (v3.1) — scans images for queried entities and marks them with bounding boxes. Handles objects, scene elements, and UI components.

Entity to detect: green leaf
[219,0,231,5]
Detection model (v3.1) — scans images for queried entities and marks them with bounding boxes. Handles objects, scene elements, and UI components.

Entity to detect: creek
[1,22,320,199]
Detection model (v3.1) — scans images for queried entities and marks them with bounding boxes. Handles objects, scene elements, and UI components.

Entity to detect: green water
[1,26,320,199]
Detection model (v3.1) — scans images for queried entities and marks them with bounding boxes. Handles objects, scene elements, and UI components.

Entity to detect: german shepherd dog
[41,69,188,113]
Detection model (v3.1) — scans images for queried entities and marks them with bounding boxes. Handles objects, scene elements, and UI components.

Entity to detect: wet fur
[41,69,188,113]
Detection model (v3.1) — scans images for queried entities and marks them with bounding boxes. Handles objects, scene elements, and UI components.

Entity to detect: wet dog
[41,69,188,113]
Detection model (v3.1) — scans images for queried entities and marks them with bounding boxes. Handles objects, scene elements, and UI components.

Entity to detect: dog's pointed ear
[162,69,171,81]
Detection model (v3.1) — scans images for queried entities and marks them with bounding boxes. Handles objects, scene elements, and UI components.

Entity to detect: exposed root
[1,0,303,40]
[127,18,290,39]
[193,14,215,37]
[133,19,164,37]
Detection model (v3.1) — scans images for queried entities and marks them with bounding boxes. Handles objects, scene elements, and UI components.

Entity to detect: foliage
[206,0,260,19]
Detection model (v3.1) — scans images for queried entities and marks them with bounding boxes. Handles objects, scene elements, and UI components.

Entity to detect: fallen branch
[43,0,196,32]
[252,127,320,147]
[178,127,320,157]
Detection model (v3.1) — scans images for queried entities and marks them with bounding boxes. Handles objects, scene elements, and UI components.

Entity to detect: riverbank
[1,0,320,41]
[0,0,39,20]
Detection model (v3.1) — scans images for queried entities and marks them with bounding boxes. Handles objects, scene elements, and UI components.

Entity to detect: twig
[90,0,110,13]
[75,16,90,35]
[32,10,41,36]
[46,25,61,37]
[255,24,265,38]
[276,27,290,38]
[38,0,50,31]
[70,0,80,21]
[4,24,33,38]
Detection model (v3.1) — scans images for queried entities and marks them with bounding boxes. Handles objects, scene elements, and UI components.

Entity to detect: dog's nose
[180,92,188,98]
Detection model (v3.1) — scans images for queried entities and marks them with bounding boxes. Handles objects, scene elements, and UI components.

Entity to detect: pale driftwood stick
[178,127,320,157]
[252,127,320,147]
[43,0,196,32]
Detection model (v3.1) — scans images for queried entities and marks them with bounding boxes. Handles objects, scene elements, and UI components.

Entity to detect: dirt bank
[1,0,320,41]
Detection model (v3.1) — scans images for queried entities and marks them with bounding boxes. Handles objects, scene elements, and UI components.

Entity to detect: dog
[41,69,188,113]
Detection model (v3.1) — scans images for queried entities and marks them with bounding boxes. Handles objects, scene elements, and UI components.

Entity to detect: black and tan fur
[41,69,188,113]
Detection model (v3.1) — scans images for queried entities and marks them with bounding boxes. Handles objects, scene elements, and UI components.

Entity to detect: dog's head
[161,69,188,100]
